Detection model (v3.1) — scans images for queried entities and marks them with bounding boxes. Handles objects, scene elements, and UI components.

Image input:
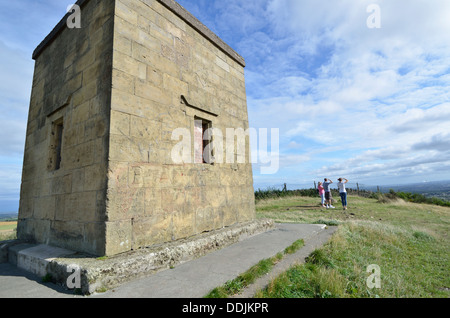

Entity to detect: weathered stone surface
[47,219,274,295]
[18,0,255,258]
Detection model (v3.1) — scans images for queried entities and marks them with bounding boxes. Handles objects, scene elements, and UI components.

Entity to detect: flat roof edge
[32,0,89,60]
[32,0,246,68]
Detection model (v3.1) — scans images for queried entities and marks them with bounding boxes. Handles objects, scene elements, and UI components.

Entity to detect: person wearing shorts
[323,178,335,209]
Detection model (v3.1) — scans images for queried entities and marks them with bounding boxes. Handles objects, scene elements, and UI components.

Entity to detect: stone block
[116,0,139,26]
[113,50,144,79]
[72,81,98,108]
[132,214,173,248]
[135,80,171,106]
[172,209,195,240]
[112,69,135,95]
[195,206,222,234]
[84,164,106,191]
[72,101,90,125]
[64,141,95,170]
[105,220,133,256]
[110,110,130,136]
[111,88,163,118]
[107,185,145,220]
[115,16,138,42]
[163,73,188,96]
[144,187,162,216]
[83,117,108,142]
[33,196,56,220]
[130,116,161,141]
[161,187,185,213]
[113,33,132,56]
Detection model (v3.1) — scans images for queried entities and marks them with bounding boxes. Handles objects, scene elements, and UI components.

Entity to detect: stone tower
[18,0,255,256]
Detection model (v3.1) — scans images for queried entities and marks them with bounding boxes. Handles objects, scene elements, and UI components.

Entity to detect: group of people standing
[317,178,348,210]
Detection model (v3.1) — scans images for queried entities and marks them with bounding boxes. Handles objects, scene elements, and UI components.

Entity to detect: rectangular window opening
[55,122,63,170]
[49,118,64,171]
[194,117,213,165]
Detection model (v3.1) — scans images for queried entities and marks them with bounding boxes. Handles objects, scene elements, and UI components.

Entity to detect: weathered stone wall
[17,0,115,256]
[18,0,256,257]
[105,0,255,255]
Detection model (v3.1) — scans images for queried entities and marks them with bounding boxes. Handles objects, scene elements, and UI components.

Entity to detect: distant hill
[260,180,450,202]
[0,212,18,221]
[380,180,450,201]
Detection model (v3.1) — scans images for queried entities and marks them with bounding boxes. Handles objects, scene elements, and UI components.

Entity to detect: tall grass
[254,187,319,201]
[254,195,450,298]
[205,239,305,298]
[257,220,449,298]
[0,230,17,241]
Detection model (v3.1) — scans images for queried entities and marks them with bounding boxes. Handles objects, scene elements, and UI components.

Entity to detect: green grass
[204,239,305,298]
[254,195,450,298]
[0,221,17,241]
[0,222,17,232]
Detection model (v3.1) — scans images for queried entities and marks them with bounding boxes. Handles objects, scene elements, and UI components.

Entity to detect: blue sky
[1,0,450,212]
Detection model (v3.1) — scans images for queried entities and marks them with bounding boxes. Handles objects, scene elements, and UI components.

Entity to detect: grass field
[0,221,17,231]
[253,195,450,298]
[0,221,17,241]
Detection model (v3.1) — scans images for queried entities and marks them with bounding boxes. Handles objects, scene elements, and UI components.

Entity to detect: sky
[0,0,450,212]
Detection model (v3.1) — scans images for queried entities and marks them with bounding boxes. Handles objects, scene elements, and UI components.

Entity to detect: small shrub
[313,219,340,226]
[305,249,335,269]
[42,273,53,283]
[284,239,304,254]
[412,231,435,242]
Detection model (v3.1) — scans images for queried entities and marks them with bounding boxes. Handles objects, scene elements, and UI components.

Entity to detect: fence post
[357,183,360,195]
[283,183,287,192]
[314,181,317,189]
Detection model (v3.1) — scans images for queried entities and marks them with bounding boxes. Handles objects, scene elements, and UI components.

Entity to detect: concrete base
[3,219,274,295]
[16,245,77,278]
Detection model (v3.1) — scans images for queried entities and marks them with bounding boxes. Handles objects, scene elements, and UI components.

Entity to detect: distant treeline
[254,186,450,208]
[0,213,18,222]
[254,187,373,201]
[373,189,450,207]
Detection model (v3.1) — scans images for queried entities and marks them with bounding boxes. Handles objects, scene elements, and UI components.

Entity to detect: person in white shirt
[337,178,348,210]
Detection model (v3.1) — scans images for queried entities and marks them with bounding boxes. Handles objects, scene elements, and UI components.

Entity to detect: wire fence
[254,182,380,201]
[254,182,450,207]
[255,182,382,192]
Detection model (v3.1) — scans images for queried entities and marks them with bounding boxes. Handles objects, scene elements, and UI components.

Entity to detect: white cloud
[0,41,32,157]
[243,0,450,185]
[0,164,22,200]
[1,0,450,202]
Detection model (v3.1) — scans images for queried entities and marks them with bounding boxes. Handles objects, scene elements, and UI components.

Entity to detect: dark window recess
[48,118,64,171]
[55,122,63,170]
[194,118,213,164]
[202,121,212,164]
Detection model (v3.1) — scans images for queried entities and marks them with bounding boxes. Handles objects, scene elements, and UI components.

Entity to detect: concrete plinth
[16,244,77,277]
[4,219,274,295]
